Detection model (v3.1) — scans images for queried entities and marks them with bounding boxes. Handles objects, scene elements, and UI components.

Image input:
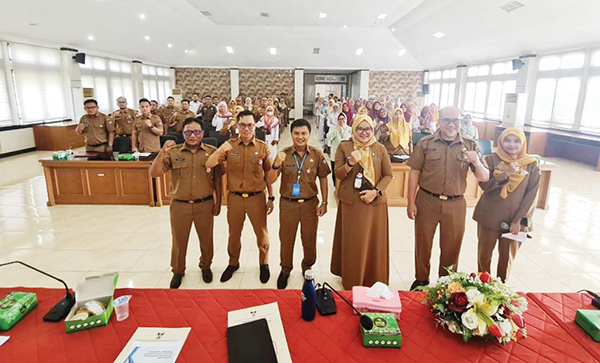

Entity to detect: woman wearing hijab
[430,103,440,127]
[244,97,253,111]
[256,105,280,155]
[325,103,341,149]
[400,103,411,125]
[371,101,382,121]
[326,112,352,184]
[212,101,233,132]
[330,115,393,289]
[374,107,391,140]
[460,113,479,139]
[342,102,354,127]
[220,105,244,139]
[365,100,373,116]
[378,107,413,156]
[356,106,368,117]
[473,128,540,282]
[416,105,436,133]
[228,99,237,114]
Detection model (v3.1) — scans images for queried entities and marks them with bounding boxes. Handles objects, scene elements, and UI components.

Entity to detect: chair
[160,135,177,147]
[203,137,217,148]
[113,136,131,153]
[412,132,428,146]
[475,139,493,155]
[255,128,266,141]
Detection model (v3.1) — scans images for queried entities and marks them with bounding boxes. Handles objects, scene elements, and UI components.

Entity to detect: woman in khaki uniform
[330,115,393,289]
[376,107,413,156]
[473,128,540,282]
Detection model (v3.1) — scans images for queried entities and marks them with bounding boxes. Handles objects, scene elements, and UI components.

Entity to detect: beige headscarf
[388,107,412,149]
[494,127,537,198]
[351,115,377,187]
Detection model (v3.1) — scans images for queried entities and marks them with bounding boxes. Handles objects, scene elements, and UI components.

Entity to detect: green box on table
[0,292,37,331]
[64,272,118,333]
[360,312,401,348]
[575,309,600,342]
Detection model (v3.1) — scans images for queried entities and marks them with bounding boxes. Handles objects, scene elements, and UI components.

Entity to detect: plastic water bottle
[301,270,316,322]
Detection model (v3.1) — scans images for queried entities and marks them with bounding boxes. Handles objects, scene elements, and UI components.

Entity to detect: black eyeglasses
[183,130,203,136]
[440,118,460,125]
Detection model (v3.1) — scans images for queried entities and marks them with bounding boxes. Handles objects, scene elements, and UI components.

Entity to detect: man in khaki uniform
[170,99,196,134]
[266,119,330,289]
[158,96,178,134]
[112,97,136,136]
[406,106,489,290]
[75,99,115,152]
[132,98,164,153]
[150,118,224,288]
[206,109,275,284]
[198,95,217,131]
[150,100,159,115]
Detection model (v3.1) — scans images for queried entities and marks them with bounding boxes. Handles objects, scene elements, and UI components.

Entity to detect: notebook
[226,318,277,363]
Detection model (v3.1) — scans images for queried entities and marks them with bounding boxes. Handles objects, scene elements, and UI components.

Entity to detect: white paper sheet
[0,336,9,347]
[501,231,529,243]
[121,341,183,363]
[227,302,292,363]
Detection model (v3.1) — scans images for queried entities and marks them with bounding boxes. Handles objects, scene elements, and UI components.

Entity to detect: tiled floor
[1,119,600,293]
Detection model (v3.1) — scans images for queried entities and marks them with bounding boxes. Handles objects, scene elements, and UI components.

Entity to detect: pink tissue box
[352,286,402,319]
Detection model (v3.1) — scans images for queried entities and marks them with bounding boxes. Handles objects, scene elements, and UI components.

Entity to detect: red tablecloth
[527,292,600,362]
[0,288,596,363]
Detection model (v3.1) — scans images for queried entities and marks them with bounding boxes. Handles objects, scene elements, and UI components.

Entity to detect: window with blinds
[143,64,171,105]
[9,42,69,124]
[0,45,13,126]
[108,60,133,111]
[80,56,111,113]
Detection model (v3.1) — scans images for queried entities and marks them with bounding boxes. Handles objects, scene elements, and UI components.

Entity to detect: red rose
[489,324,503,338]
[479,272,492,283]
[448,292,468,313]
[499,305,510,318]
[512,314,525,329]
[469,273,477,279]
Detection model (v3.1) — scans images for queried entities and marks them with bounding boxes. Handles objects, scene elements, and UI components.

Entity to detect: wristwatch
[321,201,328,206]
[346,157,354,167]
[375,187,383,196]
[268,196,275,202]
[272,164,280,170]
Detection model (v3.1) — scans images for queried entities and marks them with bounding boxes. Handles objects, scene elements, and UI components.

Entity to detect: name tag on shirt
[291,183,301,197]
[175,158,186,162]
[230,153,240,157]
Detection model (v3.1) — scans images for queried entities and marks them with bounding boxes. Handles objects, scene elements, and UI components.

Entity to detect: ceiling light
[87,35,94,40]
[226,46,234,54]
[319,13,327,18]
[343,25,347,28]
[200,11,212,16]
[398,49,407,56]
[144,36,150,40]
[355,48,363,56]
[377,13,388,19]
[167,44,172,48]
[433,32,446,38]
[270,47,277,55]
[139,14,145,20]
[391,28,395,32]
[184,50,189,53]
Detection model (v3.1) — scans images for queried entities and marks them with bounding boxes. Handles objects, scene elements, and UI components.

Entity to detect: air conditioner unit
[503,93,527,127]
[82,88,95,99]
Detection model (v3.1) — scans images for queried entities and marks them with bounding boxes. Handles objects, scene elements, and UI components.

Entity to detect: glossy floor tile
[1,119,600,293]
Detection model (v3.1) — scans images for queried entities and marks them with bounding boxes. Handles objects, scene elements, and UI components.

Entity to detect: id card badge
[291,182,301,197]
[354,172,363,189]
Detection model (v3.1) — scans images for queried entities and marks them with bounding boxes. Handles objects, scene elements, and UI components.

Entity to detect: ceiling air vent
[200,11,212,16]
[499,1,525,12]
[313,48,320,55]
[260,12,270,17]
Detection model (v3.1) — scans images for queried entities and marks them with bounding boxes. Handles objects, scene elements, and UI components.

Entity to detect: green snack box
[360,312,401,348]
[0,292,38,331]
[118,154,134,161]
[64,272,118,333]
[52,151,68,160]
[575,309,600,342]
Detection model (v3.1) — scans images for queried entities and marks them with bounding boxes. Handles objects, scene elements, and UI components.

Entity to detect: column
[359,70,370,99]
[60,47,82,120]
[230,68,239,99]
[294,68,304,120]
[132,61,143,105]
[455,65,467,110]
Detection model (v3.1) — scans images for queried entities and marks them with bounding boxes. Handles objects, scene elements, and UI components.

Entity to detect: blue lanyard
[293,152,308,183]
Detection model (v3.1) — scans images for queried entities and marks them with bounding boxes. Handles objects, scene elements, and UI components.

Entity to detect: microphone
[317,282,374,331]
[0,261,76,322]
[578,289,600,309]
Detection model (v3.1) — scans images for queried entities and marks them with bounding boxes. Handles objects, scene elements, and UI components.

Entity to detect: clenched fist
[161,140,176,153]
[348,150,362,166]
[274,151,286,168]
[218,141,233,155]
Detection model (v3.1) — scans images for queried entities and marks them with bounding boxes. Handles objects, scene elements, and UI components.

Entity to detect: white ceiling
[0,0,599,71]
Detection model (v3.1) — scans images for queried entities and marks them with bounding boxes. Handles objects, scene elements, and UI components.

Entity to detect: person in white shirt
[212,101,233,131]
[189,93,202,114]
[257,105,280,155]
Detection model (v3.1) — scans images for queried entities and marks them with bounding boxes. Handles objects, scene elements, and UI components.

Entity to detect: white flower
[461,309,479,330]
[466,288,484,306]
[498,319,513,337]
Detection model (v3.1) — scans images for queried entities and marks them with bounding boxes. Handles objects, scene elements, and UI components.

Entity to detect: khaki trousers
[414,190,466,281]
[477,224,521,282]
[226,192,269,266]
[279,197,319,275]
[170,200,215,274]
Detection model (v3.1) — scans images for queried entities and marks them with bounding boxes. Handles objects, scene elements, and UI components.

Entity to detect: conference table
[0,288,597,363]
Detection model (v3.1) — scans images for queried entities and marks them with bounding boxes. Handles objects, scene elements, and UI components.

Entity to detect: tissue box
[64,272,118,333]
[575,309,600,342]
[361,312,401,348]
[352,286,402,319]
[0,292,37,331]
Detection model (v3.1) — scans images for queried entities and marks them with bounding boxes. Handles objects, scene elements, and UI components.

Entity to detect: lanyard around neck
[293,152,308,183]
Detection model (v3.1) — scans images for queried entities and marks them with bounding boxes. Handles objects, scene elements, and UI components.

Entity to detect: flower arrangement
[421,270,528,344]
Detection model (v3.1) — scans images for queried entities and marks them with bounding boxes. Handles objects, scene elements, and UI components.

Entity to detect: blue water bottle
[301,270,316,321]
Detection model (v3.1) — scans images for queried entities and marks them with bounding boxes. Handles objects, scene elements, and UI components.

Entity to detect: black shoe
[259,264,270,283]
[220,264,240,283]
[202,269,213,283]
[170,273,184,289]
[410,279,429,291]
[277,272,289,289]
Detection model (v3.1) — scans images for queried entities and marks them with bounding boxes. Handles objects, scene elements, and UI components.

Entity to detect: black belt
[281,196,315,204]
[88,142,108,147]
[231,191,262,198]
[420,188,463,201]
[175,195,214,204]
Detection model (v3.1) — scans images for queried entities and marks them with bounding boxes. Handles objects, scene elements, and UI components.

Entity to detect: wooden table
[33,122,85,151]
[386,162,555,209]
[40,158,156,206]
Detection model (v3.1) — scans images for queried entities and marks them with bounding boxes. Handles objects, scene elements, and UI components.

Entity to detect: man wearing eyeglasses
[75,99,115,152]
[150,118,224,289]
[112,97,136,137]
[132,98,163,153]
[406,106,489,291]
[206,109,275,284]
